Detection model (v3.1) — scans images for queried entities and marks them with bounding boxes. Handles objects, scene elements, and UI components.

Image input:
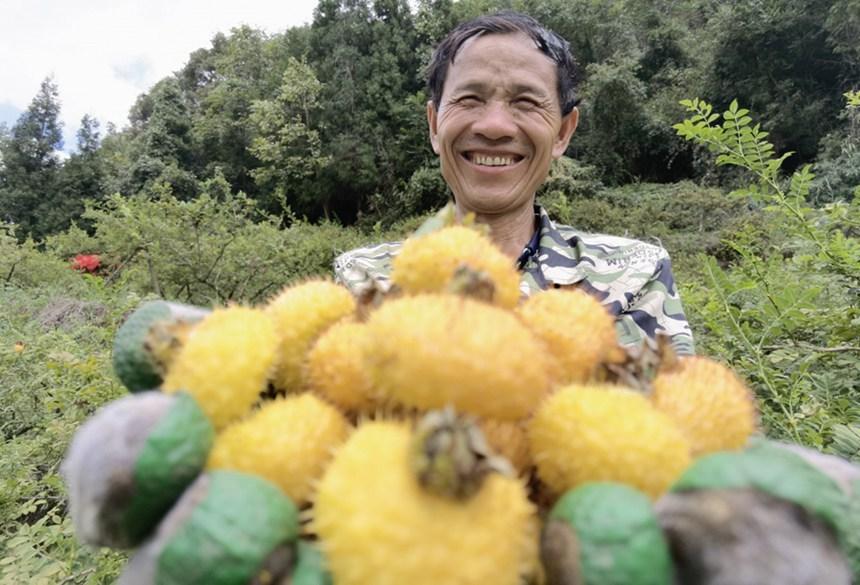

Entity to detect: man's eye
[515,97,540,108]
[457,96,482,105]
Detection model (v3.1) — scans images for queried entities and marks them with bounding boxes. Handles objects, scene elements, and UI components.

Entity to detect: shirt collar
[515,211,542,269]
[521,205,589,287]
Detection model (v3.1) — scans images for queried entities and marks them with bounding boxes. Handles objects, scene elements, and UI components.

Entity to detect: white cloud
[0,0,318,152]
[112,57,154,88]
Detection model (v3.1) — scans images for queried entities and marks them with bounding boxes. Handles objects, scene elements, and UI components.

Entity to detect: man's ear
[427,100,440,154]
[552,107,579,158]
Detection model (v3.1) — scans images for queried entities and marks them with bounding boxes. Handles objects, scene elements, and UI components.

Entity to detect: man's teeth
[472,154,516,167]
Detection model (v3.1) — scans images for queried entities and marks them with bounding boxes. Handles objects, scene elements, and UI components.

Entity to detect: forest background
[1,0,859,581]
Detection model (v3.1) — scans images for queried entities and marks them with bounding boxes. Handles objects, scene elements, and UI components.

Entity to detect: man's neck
[456,202,537,259]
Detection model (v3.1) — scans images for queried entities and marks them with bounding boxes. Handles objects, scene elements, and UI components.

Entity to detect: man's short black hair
[425,11,579,116]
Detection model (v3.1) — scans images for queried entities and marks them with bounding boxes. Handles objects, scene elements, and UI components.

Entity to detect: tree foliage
[812,90,860,203]
[3,1,856,237]
[0,78,64,238]
[249,58,331,217]
[699,0,849,168]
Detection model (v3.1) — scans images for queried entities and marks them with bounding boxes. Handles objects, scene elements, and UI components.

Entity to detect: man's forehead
[445,33,557,92]
[454,31,547,64]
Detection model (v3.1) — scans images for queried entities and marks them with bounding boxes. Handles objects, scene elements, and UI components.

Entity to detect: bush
[675,98,860,448]
[365,160,451,228]
[46,185,378,305]
[0,224,87,293]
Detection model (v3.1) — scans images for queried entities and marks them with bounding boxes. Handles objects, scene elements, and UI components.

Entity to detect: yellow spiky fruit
[162,306,277,430]
[265,280,356,393]
[313,422,536,585]
[529,385,691,499]
[391,226,521,308]
[517,288,618,384]
[478,419,532,476]
[652,356,757,456]
[207,394,350,504]
[366,294,553,420]
[524,513,545,585]
[306,320,375,413]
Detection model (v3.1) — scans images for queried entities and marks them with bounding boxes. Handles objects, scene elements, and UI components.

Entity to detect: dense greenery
[675,97,859,446]
[0,0,858,582]
[1,0,858,236]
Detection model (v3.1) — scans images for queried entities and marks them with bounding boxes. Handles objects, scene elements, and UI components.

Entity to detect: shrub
[47,186,376,305]
[365,160,451,228]
[0,224,88,292]
[675,98,860,448]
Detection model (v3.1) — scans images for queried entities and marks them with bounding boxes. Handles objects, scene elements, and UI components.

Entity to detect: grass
[1,283,133,583]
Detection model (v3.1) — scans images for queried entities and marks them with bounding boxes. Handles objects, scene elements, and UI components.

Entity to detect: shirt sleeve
[332,243,399,296]
[615,256,695,356]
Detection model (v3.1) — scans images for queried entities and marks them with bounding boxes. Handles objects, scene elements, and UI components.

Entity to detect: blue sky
[0,102,23,128]
[0,0,318,153]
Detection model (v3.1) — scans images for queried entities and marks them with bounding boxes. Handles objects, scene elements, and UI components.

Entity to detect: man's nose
[472,101,517,141]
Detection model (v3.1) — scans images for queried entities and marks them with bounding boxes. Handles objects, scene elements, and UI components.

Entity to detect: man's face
[427,32,578,217]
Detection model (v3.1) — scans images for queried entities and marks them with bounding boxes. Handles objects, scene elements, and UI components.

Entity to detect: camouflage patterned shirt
[334,206,695,355]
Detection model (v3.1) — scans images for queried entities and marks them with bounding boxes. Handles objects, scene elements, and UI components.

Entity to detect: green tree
[185,26,298,196]
[812,91,860,202]
[0,77,64,238]
[700,0,849,168]
[825,0,860,76]
[75,114,100,154]
[249,57,331,218]
[309,0,429,223]
[37,115,108,235]
[122,78,197,199]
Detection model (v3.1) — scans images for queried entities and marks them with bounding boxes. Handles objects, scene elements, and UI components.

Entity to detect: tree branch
[5,260,19,283]
[103,247,141,285]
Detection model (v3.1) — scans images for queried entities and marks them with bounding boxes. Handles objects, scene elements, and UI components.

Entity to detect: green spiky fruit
[207,394,351,504]
[112,301,209,392]
[162,306,278,430]
[119,471,298,585]
[62,391,213,548]
[265,280,357,393]
[517,288,618,384]
[391,225,522,308]
[366,294,553,420]
[529,384,691,499]
[313,421,536,585]
[544,482,672,585]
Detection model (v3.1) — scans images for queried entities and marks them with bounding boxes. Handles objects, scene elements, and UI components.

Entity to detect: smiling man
[335,11,695,355]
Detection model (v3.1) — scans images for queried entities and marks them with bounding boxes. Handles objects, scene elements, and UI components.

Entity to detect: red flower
[71,254,101,273]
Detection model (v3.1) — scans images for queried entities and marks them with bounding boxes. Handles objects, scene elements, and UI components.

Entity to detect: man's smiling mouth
[463,152,524,167]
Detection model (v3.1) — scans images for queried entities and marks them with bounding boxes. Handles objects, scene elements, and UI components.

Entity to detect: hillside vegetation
[1,0,858,582]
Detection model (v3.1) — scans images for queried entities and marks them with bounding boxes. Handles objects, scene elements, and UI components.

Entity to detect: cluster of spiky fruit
[62,214,860,585]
